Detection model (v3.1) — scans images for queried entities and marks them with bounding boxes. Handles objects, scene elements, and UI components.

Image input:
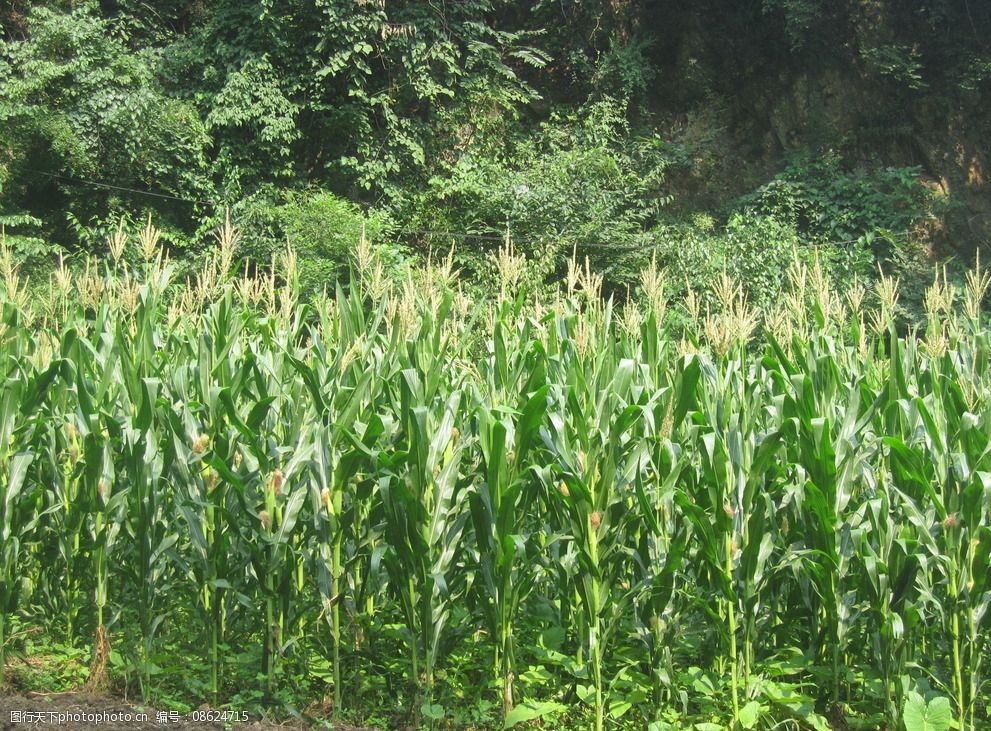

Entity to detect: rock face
[638,1,991,257]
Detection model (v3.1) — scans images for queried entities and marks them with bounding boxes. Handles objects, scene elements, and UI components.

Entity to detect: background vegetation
[2,0,990,303]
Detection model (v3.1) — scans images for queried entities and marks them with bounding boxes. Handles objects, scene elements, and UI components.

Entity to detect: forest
[0,1,990,730]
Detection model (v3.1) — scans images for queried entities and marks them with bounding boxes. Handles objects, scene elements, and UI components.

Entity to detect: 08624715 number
[190,710,249,723]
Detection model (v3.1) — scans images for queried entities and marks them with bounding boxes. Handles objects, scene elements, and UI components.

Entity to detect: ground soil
[0,691,331,731]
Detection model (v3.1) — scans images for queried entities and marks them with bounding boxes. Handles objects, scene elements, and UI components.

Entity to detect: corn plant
[0,370,33,686]
[99,288,174,697]
[884,369,991,731]
[464,304,551,717]
[470,386,548,716]
[1,222,990,731]
[58,311,130,688]
[776,353,878,706]
[40,411,89,647]
[630,436,689,721]
[119,389,176,700]
[164,297,248,704]
[378,296,470,715]
[858,468,922,728]
[541,303,652,731]
[625,345,696,724]
[293,288,394,714]
[675,349,784,726]
[218,318,312,697]
[1,305,30,685]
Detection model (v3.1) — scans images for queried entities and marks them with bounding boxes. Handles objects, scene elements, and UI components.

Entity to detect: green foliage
[761,0,824,50]
[408,98,675,287]
[861,44,928,90]
[649,213,807,309]
[736,152,941,303]
[234,189,400,300]
[1,0,547,251]
[167,0,547,197]
[957,53,991,91]
[903,692,954,731]
[591,36,656,105]
[281,192,390,296]
[719,213,801,308]
[3,0,987,302]
[205,55,301,180]
[740,153,931,243]
[0,212,50,265]
[0,3,211,246]
[312,0,480,191]
[3,247,991,729]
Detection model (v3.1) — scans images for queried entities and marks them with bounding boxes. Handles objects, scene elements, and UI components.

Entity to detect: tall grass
[0,224,989,730]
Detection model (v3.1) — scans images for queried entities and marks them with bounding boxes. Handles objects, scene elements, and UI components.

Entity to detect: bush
[233,189,400,300]
[737,152,934,244]
[650,212,804,309]
[0,5,211,250]
[734,152,942,303]
[400,98,679,292]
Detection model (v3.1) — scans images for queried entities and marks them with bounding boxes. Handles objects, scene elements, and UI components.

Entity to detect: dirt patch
[0,692,317,731]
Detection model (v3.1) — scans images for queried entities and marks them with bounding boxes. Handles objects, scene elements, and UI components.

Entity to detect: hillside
[1,1,989,303]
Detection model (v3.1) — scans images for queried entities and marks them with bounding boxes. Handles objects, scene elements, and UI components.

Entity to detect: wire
[18,167,915,253]
[396,227,669,251]
[396,228,507,242]
[22,168,217,206]
[394,225,913,253]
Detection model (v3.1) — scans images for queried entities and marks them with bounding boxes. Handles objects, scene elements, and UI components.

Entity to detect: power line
[17,167,915,253]
[396,228,507,242]
[397,227,670,251]
[23,168,217,206]
[395,226,911,253]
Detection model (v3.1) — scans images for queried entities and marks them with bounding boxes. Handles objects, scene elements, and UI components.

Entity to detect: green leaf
[540,626,566,651]
[576,683,595,704]
[420,703,445,720]
[608,699,633,718]
[903,692,953,731]
[738,700,762,729]
[503,701,566,728]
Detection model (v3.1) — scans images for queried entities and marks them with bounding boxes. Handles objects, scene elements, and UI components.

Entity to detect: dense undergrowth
[0,224,989,730]
[2,1,983,306]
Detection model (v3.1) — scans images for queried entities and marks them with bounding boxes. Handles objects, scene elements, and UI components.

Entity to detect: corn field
[0,226,989,731]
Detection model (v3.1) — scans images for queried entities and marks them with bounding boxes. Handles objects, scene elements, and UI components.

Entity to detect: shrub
[650,212,805,310]
[737,152,934,245]
[400,98,678,290]
[735,152,942,306]
[233,189,400,299]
